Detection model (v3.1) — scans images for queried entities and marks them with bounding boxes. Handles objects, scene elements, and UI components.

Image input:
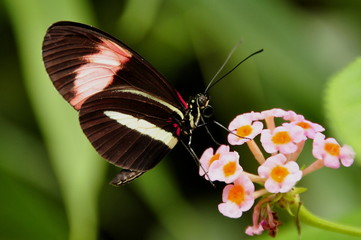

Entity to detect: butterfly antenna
[205,48,264,93]
[204,41,242,94]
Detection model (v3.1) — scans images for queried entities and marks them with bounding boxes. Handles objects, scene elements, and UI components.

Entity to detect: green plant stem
[299,205,361,237]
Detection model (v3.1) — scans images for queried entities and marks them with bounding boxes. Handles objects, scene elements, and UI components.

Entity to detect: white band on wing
[104,111,178,149]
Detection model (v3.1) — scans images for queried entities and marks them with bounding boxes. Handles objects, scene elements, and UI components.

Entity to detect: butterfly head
[196,93,213,118]
[181,93,212,135]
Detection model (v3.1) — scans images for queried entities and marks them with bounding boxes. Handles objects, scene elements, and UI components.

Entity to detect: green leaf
[324,58,361,165]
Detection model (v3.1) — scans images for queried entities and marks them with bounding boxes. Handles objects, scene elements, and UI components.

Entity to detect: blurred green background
[0,0,360,239]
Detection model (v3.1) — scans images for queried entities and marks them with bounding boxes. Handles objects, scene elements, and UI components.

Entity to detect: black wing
[42,21,188,111]
[79,88,181,171]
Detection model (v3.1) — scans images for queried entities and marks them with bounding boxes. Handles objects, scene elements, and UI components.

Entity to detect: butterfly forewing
[42,21,187,111]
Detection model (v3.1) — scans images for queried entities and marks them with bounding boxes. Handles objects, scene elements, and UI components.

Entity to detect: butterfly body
[42,21,210,185]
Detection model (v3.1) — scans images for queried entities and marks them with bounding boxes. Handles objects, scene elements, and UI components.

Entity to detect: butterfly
[42,21,262,186]
[42,21,215,185]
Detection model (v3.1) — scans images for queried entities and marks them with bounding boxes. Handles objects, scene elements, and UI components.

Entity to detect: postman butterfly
[42,21,262,185]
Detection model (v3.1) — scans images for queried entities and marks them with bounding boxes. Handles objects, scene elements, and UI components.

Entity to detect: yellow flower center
[272,131,291,145]
[209,153,220,166]
[227,185,245,205]
[236,125,252,137]
[324,143,340,156]
[297,121,311,129]
[270,165,289,183]
[223,161,236,177]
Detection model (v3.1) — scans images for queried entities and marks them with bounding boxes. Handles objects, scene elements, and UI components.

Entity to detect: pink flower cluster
[198,108,355,236]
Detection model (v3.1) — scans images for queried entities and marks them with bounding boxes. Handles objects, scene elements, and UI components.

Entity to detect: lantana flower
[261,108,287,118]
[197,108,356,237]
[260,124,306,154]
[246,199,282,237]
[245,224,264,236]
[228,113,263,145]
[286,121,325,139]
[207,151,243,183]
[258,154,302,193]
[199,145,231,177]
[218,174,255,218]
[312,133,355,168]
[282,110,305,122]
[199,145,242,182]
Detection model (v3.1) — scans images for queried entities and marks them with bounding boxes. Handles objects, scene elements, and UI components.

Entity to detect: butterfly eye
[202,105,214,118]
[196,93,209,107]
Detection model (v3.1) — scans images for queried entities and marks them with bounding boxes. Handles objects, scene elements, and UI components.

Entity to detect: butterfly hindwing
[79,88,182,171]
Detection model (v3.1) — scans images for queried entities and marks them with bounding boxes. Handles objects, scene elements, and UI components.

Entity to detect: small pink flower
[282,110,305,122]
[218,174,255,218]
[245,224,264,236]
[228,114,263,145]
[260,125,306,154]
[285,120,325,139]
[261,108,287,118]
[340,145,356,167]
[199,145,230,177]
[241,111,263,121]
[312,133,355,168]
[208,151,243,183]
[258,154,302,193]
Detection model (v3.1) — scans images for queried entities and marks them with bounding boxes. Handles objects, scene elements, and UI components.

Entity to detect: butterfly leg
[180,138,215,187]
[204,123,222,145]
[197,117,222,145]
[180,136,198,162]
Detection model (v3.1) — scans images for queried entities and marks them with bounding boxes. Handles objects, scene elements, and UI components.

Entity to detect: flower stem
[253,189,269,199]
[265,116,276,131]
[247,140,266,164]
[302,159,324,176]
[243,171,265,184]
[287,141,305,162]
[299,205,361,237]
